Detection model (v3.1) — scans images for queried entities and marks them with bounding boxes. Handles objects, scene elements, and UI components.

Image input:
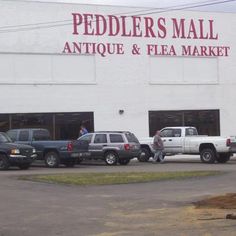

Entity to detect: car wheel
[217,153,230,163]
[0,154,10,170]
[118,159,130,165]
[104,151,118,165]
[45,151,60,168]
[18,163,31,170]
[138,147,151,162]
[200,148,216,163]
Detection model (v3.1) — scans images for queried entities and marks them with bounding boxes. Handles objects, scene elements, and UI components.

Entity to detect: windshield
[0,133,12,143]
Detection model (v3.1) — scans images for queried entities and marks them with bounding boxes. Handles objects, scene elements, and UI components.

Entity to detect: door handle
[103,145,107,147]
[168,139,172,141]
[163,139,166,142]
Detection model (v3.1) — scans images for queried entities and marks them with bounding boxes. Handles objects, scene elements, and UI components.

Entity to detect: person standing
[79,124,88,137]
[153,130,164,163]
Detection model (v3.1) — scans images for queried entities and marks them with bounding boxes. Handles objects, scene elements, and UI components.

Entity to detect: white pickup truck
[139,126,236,164]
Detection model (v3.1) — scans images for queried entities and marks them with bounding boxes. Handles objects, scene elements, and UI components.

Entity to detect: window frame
[109,134,124,143]
[94,134,107,144]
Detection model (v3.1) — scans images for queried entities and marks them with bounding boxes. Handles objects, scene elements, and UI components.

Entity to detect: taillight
[67,142,73,151]
[226,138,231,147]
[124,144,130,150]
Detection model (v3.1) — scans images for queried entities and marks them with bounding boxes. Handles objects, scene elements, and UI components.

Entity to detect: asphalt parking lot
[0,155,236,236]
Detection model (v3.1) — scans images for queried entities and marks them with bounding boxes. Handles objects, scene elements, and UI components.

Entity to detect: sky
[26,0,236,13]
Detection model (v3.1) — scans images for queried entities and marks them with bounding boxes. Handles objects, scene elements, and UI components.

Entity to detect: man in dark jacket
[153,130,164,163]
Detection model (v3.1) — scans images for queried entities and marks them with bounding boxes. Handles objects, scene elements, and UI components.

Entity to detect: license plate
[71,153,80,157]
[78,152,91,157]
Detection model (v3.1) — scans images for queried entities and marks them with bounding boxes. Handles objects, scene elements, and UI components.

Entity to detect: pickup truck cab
[7,128,82,168]
[0,132,37,170]
[139,126,236,164]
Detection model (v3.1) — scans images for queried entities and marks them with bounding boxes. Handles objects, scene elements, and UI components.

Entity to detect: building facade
[0,0,235,139]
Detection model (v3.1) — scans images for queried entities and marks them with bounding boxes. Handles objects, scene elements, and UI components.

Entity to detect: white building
[0,0,235,139]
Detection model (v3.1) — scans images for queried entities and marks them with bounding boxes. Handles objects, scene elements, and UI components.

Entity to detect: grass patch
[19,171,222,186]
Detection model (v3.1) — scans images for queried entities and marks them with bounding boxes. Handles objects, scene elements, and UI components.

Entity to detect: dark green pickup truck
[0,132,37,170]
[7,128,86,168]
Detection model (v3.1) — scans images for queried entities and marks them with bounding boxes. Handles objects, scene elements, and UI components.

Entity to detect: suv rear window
[125,133,139,143]
[109,134,124,143]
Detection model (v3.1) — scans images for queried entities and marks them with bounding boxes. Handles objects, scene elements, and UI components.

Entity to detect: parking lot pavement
[1,154,236,177]
[0,155,236,236]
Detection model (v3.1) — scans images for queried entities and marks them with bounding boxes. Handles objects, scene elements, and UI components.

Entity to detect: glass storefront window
[55,112,94,140]
[0,112,94,140]
[184,110,220,136]
[11,113,53,136]
[0,114,9,132]
[149,111,183,136]
[149,110,220,136]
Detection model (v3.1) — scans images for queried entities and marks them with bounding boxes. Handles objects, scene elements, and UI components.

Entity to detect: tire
[0,154,10,170]
[44,151,60,168]
[18,163,31,170]
[138,147,151,162]
[104,151,118,166]
[217,153,230,163]
[200,148,216,164]
[118,159,130,165]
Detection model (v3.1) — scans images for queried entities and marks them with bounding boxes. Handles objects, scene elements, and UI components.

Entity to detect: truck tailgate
[72,140,89,152]
[229,136,236,153]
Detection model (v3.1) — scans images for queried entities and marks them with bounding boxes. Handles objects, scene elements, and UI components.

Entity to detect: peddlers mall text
[62,13,230,57]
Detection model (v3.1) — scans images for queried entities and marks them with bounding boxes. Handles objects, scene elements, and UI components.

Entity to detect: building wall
[0,1,236,138]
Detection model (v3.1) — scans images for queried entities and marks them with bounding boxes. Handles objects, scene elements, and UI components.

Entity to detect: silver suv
[76,131,141,165]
